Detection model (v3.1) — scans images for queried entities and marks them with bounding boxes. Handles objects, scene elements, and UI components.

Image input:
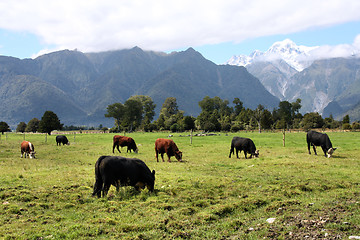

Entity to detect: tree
[301,112,324,131]
[16,122,27,133]
[278,101,292,128]
[253,104,265,133]
[160,97,179,117]
[233,98,244,116]
[343,115,350,124]
[26,118,40,133]
[197,96,232,131]
[0,121,11,134]
[123,99,143,131]
[183,116,196,130]
[38,111,62,135]
[260,109,274,130]
[128,95,156,127]
[291,99,302,118]
[157,97,185,131]
[105,103,125,132]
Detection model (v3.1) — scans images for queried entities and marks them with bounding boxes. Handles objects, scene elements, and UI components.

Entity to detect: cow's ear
[333,148,337,151]
[152,170,155,176]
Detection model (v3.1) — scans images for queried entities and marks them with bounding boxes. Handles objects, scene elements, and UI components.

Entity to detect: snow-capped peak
[226,39,318,71]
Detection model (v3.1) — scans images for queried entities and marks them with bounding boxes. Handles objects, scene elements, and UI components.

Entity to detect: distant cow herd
[20,130,336,197]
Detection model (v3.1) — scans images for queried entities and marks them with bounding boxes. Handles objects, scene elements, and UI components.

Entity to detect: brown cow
[21,141,36,159]
[155,138,182,162]
[112,135,138,153]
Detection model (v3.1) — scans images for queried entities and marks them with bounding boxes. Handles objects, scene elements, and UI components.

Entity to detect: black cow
[92,156,155,197]
[229,137,259,159]
[307,130,336,158]
[56,135,70,146]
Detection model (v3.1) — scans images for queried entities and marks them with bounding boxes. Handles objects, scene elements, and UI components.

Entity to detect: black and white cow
[306,130,336,158]
[56,135,70,146]
[229,137,259,159]
[92,156,155,197]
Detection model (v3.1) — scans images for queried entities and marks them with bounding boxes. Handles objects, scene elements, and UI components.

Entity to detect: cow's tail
[92,155,107,197]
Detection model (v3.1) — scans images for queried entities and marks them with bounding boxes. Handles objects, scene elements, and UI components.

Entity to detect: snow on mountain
[226,39,318,71]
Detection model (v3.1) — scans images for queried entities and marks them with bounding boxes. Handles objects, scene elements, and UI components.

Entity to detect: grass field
[0,131,359,239]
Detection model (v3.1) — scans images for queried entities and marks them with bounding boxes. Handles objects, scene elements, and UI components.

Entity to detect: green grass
[0,131,359,239]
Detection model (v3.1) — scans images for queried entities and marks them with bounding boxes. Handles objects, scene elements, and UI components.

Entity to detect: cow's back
[232,137,256,152]
[21,141,33,152]
[307,130,333,148]
[97,156,154,187]
[155,138,169,152]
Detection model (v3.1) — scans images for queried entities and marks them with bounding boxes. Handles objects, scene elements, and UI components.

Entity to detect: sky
[0,0,360,64]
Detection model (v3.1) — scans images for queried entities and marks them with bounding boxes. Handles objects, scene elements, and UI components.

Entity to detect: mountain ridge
[227,39,360,121]
[0,47,279,127]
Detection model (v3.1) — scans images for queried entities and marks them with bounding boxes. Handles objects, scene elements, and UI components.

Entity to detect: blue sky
[0,1,360,64]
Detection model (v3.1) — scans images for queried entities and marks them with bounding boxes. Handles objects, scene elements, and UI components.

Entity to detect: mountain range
[227,39,360,121]
[0,47,279,128]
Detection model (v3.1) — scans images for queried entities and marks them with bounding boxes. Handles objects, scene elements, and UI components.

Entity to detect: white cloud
[308,35,360,60]
[1,0,360,54]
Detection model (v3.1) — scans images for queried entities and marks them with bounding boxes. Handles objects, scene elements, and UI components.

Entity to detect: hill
[0,48,279,127]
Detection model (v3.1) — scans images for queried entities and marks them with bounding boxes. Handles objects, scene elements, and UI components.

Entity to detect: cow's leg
[244,152,247,159]
[102,182,111,197]
[229,146,234,158]
[116,145,121,153]
[161,153,165,162]
[21,150,24,158]
[236,149,239,159]
[155,150,159,162]
[114,181,120,192]
[92,179,103,198]
[321,146,327,157]
[167,153,171,162]
[312,144,317,155]
[307,141,311,154]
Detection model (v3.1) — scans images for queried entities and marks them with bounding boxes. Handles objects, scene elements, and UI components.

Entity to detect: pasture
[0,131,359,239]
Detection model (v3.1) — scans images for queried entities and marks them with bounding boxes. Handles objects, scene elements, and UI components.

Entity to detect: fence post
[282,129,285,147]
[190,129,193,145]
[74,132,76,143]
[45,134,47,143]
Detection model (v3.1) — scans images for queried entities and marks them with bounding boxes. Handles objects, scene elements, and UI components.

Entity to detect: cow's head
[327,147,336,158]
[175,151,183,162]
[146,170,156,192]
[253,150,260,158]
[29,151,36,159]
[66,142,70,145]
[134,147,138,153]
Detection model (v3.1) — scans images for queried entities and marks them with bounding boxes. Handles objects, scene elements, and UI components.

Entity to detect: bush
[352,122,360,130]
[343,123,352,130]
[170,123,180,132]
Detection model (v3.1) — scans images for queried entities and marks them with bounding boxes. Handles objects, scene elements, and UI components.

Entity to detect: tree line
[1,111,62,135]
[104,95,359,133]
[1,95,358,135]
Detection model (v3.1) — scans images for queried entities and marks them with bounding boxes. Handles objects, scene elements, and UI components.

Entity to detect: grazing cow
[92,156,155,197]
[112,135,138,153]
[21,141,36,159]
[56,135,70,146]
[229,137,259,159]
[307,130,336,158]
[155,138,182,162]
